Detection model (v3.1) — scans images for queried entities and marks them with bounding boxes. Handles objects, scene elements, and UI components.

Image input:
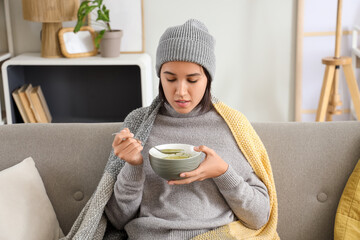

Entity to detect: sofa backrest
[0,123,122,235]
[253,121,360,239]
[0,121,359,239]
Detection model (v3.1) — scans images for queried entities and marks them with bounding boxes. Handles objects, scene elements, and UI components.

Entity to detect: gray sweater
[105,103,270,240]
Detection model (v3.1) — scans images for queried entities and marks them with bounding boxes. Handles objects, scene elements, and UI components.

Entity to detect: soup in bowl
[149,144,202,180]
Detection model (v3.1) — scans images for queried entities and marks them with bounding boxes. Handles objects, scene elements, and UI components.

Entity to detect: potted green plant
[74,0,123,57]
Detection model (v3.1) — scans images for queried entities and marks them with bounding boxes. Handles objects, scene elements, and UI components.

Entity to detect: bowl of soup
[149,144,202,180]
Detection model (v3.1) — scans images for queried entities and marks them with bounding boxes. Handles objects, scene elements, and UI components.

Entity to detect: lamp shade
[22,0,79,22]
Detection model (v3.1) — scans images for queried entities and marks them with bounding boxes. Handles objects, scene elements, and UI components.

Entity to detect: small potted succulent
[74,0,123,57]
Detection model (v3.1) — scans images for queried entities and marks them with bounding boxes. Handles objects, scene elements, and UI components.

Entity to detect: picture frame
[58,26,98,58]
[89,0,144,53]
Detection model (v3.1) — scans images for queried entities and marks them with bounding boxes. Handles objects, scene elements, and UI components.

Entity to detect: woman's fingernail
[168,182,174,185]
[180,173,185,177]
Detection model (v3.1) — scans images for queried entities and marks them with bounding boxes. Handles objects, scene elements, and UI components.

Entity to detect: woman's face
[160,61,208,114]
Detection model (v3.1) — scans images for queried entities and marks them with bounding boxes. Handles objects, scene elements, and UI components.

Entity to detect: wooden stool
[316,56,360,121]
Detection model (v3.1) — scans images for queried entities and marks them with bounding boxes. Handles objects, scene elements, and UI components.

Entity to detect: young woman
[103,19,278,240]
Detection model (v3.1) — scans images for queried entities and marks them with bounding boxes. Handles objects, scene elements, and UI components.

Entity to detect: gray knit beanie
[156,19,216,81]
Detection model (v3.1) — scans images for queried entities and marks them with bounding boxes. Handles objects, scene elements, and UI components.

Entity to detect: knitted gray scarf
[62,96,163,240]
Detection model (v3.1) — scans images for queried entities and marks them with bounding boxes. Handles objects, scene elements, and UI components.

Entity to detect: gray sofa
[0,121,360,239]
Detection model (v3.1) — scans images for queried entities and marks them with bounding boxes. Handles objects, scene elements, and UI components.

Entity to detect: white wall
[5,0,297,122]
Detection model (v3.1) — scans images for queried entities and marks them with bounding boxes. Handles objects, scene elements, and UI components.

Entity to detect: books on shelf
[19,84,36,123]
[12,84,52,123]
[12,85,30,123]
[30,86,52,123]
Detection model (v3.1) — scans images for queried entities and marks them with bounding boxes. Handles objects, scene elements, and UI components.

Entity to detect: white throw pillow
[0,157,64,240]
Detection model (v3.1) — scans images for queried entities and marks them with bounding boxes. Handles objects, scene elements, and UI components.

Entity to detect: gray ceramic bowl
[149,144,202,180]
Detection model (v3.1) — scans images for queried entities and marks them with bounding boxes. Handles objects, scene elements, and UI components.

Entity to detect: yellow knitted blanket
[192,101,279,240]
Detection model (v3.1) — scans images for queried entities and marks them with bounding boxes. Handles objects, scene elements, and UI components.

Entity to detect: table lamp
[22,0,79,58]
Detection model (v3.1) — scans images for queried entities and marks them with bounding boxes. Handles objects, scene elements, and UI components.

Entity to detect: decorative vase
[100,30,123,57]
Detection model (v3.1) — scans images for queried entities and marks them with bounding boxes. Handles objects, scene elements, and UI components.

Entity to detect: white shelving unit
[0,52,12,62]
[0,0,14,125]
[352,25,360,120]
[1,53,153,124]
[0,0,13,62]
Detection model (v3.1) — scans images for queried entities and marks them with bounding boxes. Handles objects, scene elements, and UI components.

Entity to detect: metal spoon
[112,133,182,154]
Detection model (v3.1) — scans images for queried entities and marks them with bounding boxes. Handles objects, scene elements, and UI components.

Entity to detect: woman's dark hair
[158,67,212,113]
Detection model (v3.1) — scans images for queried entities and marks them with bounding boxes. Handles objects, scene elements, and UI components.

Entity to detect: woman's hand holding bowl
[112,128,143,165]
[167,145,229,185]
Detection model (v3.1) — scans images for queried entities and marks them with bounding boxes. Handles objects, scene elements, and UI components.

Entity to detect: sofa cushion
[334,158,360,239]
[0,157,64,240]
